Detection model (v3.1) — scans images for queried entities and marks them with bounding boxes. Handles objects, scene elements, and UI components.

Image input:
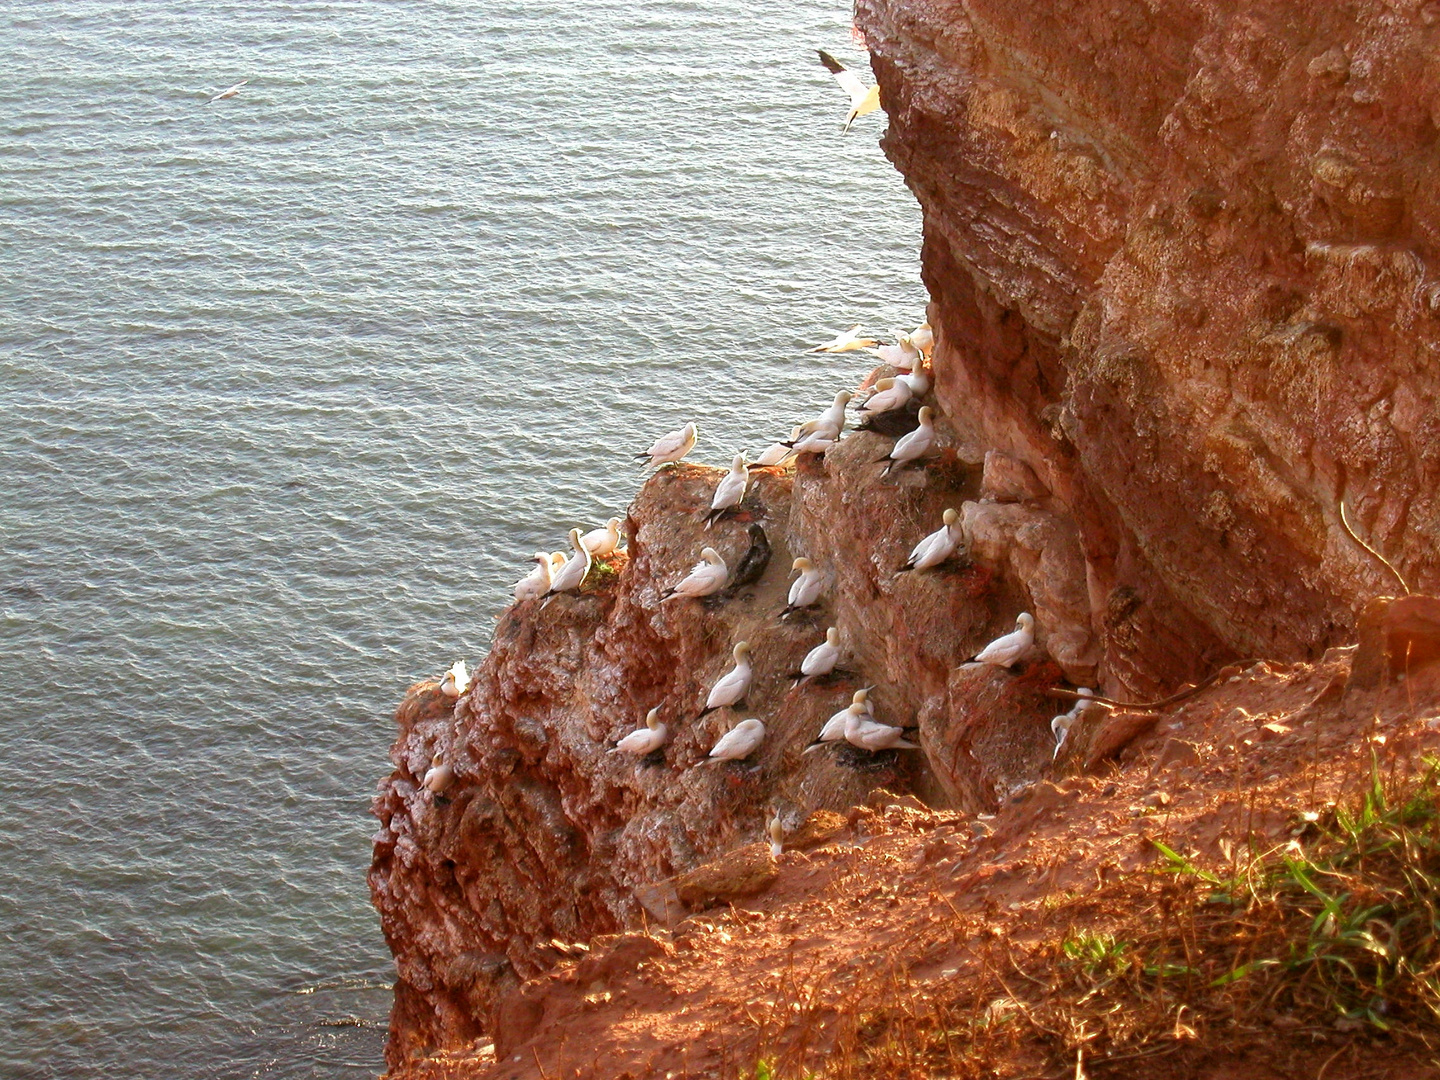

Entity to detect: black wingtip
[817,49,844,74]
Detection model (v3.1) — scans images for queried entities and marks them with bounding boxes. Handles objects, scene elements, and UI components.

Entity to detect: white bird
[580,518,622,557]
[866,337,921,372]
[702,641,754,714]
[704,454,750,528]
[787,428,839,455]
[439,660,470,698]
[753,427,801,468]
[899,508,965,573]
[768,814,785,858]
[207,79,249,104]
[546,528,592,594]
[792,626,841,686]
[662,547,729,600]
[703,718,766,764]
[1052,688,1098,759]
[512,552,554,602]
[968,612,1036,669]
[878,405,937,477]
[808,325,878,353]
[844,709,921,751]
[803,689,876,751]
[786,392,851,453]
[857,377,912,417]
[636,422,698,468]
[897,365,930,397]
[816,50,881,132]
[612,707,669,756]
[782,557,824,616]
[422,752,454,796]
[909,322,934,355]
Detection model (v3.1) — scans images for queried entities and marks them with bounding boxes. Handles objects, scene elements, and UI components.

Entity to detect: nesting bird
[704,454,750,528]
[856,377,912,418]
[636,422,698,468]
[816,50,881,132]
[546,528,592,594]
[753,427,801,469]
[701,641,753,715]
[968,613,1036,669]
[782,557,824,617]
[439,660,470,698]
[791,626,841,686]
[877,405,936,477]
[662,547,729,600]
[808,325,877,353]
[725,523,772,594]
[898,508,965,573]
[703,718,766,764]
[422,752,454,796]
[843,708,920,752]
[866,336,920,372]
[804,689,875,751]
[612,707,669,756]
[909,321,934,356]
[512,552,554,602]
[786,391,852,454]
[580,518,622,557]
[1051,688,1098,760]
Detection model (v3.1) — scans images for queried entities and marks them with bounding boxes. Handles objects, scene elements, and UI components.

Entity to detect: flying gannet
[207,79,249,104]
[816,50,881,133]
[439,660,470,698]
[781,557,824,617]
[702,718,766,764]
[704,454,750,528]
[791,626,841,686]
[422,752,454,795]
[546,528,592,594]
[898,508,965,574]
[513,552,554,602]
[701,641,753,715]
[808,325,878,353]
[612,707,669,756]
[580,518,622,557]
[636,422,698,468]
[967,612,1036,669]
[662,547,729,600]
[877,405,936,477]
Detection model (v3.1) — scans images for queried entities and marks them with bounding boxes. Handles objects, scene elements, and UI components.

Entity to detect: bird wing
[817,51,870,107]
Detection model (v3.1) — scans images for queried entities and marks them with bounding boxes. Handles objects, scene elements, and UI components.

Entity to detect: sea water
[0,1,923,1075]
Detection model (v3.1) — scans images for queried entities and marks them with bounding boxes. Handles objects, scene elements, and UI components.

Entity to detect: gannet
[512,552,554,602]
[422,752,454,795]
[816,50,881,132]
[791,626,841,686]
[808,325,877,353]
[701,641,753,714]
[909,321,934,355]
[704,454,750,528]
[754,426,802,468]
[546,528,592,594]
[856,377,912,417]
[844,709,920,751]
[207,79,248,104]
[878,405,936,477]
[662,547,729,600]
[1051,688,1097,759]
[804,689,876,751]
[636,422,698,468]
[897,365,930,397]
[898,508,964,573]
[781,557,824,617]
[612,707,669,756]
[968,612,1035,668]
[866,337,920,372]
[439,660,470,698]
[788,429,839,455]
[768,814,784,857]
[726,523,772,593]
[785,392,851,453]
[703,718,766,764]
[580,518,622,557]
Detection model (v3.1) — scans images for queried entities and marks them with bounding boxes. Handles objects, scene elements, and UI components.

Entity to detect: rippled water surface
[0,1,923,1075]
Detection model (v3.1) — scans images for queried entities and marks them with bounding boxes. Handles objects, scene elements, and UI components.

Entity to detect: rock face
[857,0,1440,695]
[373,1,1440,1071]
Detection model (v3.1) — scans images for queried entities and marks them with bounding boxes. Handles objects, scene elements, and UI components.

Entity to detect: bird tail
[893,738,921,750]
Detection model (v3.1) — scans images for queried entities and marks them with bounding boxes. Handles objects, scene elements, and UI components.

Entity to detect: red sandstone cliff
[371,2,1440,1073]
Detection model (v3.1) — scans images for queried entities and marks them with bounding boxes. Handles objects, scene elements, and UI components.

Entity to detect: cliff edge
[371,1,1440,1074]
